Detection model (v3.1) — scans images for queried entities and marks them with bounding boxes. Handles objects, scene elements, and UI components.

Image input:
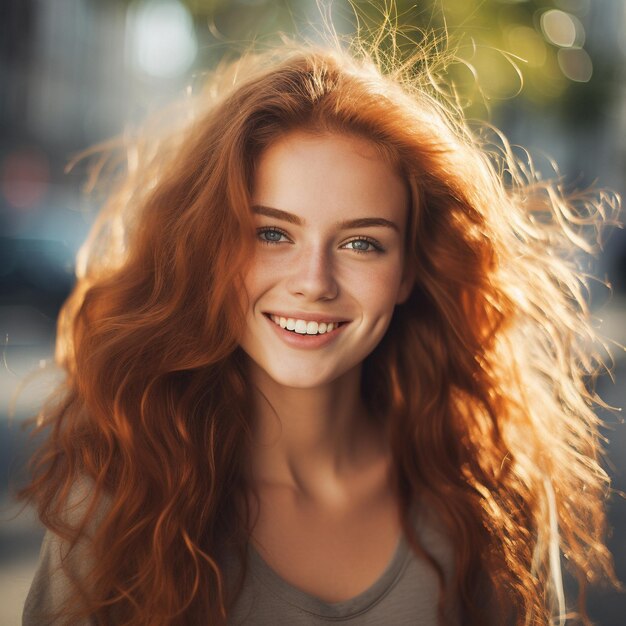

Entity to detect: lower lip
[264,315,348,349]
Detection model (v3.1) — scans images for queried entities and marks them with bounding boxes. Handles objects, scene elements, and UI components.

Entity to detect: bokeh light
[125,0,197,79]
[540,9,584,48]
[557,47,593,82]
[1,149,49,211]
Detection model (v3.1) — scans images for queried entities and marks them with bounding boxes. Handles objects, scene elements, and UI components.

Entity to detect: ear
[395,262,415,305]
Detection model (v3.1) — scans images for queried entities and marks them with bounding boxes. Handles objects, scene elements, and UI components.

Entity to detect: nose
[286,242,338,301]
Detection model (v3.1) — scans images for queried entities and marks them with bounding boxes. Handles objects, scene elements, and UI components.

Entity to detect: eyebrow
[251,204,399,232]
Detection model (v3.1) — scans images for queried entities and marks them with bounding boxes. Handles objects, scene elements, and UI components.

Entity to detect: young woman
[19,37,619,626]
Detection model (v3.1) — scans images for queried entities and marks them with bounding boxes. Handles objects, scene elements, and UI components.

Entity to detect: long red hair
[19,39,619,625]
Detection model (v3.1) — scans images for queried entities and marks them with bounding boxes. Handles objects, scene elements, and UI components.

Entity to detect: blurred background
[0,0,624,623]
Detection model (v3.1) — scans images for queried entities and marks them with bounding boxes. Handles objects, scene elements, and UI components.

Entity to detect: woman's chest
[247,486,402,603]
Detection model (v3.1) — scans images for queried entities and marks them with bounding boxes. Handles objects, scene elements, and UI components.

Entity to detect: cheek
[347,256,406,311]
[242,255,276,302]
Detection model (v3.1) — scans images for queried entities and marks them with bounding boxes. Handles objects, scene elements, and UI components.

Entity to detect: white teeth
[268,315,342,335]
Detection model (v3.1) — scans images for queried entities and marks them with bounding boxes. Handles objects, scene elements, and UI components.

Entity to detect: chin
[245,353,357,390]
[261,365,344,390]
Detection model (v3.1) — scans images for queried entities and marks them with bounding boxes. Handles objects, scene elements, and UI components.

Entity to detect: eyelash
[255,228,385,254]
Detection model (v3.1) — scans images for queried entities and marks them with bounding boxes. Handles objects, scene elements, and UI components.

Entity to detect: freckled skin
[240,130,412,390]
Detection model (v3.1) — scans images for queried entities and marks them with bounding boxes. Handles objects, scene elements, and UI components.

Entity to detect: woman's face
[240,130,412,389]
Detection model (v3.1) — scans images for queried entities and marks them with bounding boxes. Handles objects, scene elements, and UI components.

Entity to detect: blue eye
[257,228,289,244]
[256,229,384,253]
[342,237,384,253]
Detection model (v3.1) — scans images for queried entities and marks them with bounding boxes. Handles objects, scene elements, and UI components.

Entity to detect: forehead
[251,130,408,226]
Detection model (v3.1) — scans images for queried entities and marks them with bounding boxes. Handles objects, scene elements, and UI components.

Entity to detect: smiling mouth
[264,314,346,335]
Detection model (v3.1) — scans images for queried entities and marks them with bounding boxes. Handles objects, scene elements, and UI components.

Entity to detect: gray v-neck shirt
[23,494,461,625]
[223,507,461,625]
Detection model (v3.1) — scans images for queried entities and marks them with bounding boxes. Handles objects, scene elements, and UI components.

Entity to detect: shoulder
[59,475,111,530]
[22,477,111,626]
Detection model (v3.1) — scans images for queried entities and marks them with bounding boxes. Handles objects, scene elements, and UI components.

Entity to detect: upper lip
[264,311,349,324]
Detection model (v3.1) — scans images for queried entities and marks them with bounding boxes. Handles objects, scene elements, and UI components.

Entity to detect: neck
[245,361,389,502]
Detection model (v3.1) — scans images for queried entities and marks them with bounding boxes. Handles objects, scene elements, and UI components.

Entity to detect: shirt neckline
[246,529,411,619]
